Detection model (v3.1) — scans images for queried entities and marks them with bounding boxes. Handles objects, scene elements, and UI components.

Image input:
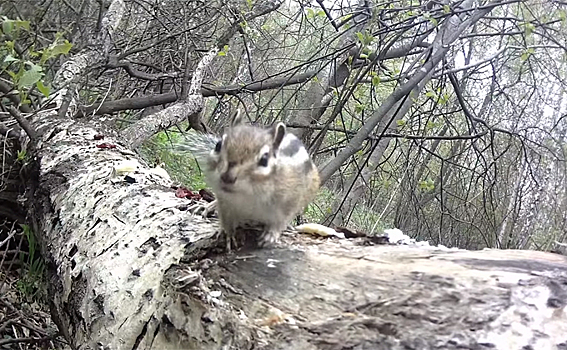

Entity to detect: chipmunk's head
[205,110,289,194]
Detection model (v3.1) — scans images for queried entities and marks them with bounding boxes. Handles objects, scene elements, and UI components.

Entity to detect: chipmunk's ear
[231,109,243,126]
[271,122,286,151]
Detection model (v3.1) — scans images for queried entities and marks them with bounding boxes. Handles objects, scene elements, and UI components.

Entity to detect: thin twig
[0,223,18,250]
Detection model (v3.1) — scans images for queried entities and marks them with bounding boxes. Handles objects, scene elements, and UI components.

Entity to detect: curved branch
[106,59,182,81]
[8,106,37,143]
[0,122,21,139]
[76,70,318,117]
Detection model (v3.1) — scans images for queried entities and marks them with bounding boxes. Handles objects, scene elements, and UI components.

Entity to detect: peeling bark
[30,111,221,348]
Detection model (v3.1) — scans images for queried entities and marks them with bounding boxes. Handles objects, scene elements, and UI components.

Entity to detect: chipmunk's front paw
[188,199,217,218]
[258,230,281,248]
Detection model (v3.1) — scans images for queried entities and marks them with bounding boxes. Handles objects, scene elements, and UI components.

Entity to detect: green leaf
[443,5,450,14]
[5,40,15,52]
[15,19,30,31]
[3,54,18,63]
[17,149,27,161]
[520,52,528,61]
[3,18,30,33]
[28,49,40,58]
[418,179,435,192]
[36,80,50,97]
[355,31,374,46]
[40,39,74,64]
[520,48,535,62]
[18,64,43,88]
[307,8,315,19]
[520,47,535,61]
[396,120,406,127]
[372,75,380,85]
[423,13,438,26]
[7,70,17,80]
[217,44,229,56]
[51,40,73,56]
[524,22,535,36]
[2,19,14,34]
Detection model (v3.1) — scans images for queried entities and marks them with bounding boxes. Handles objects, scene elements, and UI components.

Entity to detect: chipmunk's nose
[220,171,237,184]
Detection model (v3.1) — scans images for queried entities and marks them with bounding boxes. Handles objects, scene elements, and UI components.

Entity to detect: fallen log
[29,113,567,349]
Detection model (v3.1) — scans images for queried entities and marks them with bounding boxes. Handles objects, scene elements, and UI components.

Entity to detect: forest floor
[0,226,65,349]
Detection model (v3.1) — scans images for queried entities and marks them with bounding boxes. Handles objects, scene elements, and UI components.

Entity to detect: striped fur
[202,121,320,249]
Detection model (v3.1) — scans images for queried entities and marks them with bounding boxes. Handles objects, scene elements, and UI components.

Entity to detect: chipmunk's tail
[174,131,220,162]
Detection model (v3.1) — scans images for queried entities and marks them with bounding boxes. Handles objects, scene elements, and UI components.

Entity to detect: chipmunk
[185,111,320,250]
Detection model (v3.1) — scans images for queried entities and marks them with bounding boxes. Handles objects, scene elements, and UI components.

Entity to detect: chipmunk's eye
[214,140,222,153]
[258,152,269,167]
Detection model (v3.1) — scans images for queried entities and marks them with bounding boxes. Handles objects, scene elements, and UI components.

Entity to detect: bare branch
[106,59,181,81]
[7,106,37,143]
[0,122,21,139]
[319,0,503,184]
[76,70,318,117]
